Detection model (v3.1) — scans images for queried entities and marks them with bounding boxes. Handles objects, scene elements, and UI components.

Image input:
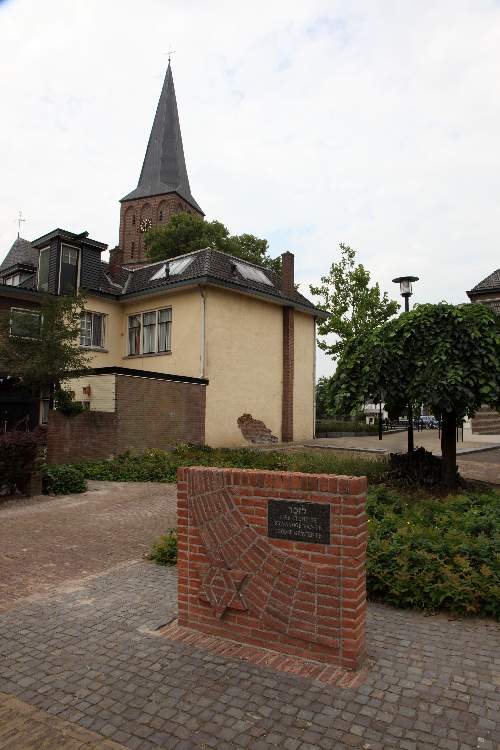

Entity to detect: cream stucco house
[1,229,325,452]
[0,62,326,456]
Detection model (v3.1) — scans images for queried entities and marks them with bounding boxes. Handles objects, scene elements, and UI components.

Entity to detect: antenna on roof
[16,210,26,238]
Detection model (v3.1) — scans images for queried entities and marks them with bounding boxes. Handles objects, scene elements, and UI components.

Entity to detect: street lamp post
[392,275,419,455]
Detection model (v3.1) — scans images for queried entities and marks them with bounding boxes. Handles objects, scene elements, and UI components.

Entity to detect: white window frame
[127,307,172,356]
[9,307,41,340]
[37,246,50,291]
[80,311,106,349]
[58,243,81,295]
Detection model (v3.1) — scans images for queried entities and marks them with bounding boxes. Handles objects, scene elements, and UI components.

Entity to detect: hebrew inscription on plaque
[268,499,331,545]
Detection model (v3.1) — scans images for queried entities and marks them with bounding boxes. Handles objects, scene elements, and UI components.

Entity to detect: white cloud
[1,0,499,377]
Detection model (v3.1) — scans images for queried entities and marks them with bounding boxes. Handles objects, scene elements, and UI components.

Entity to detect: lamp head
[392,275,419,297]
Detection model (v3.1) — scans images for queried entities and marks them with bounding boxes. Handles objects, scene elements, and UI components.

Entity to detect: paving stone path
[0,561,498,750]
[0,481,177,611]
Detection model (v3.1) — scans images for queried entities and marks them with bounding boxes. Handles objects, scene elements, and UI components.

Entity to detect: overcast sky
[1,0,499,377]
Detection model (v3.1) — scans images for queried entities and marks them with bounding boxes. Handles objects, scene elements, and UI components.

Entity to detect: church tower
[118,63,203,266]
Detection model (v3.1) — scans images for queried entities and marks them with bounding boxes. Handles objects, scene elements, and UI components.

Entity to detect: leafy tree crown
[144,213,281,273]
[310,243,399,362]
[332,302,500,420]
[0,292,91,393]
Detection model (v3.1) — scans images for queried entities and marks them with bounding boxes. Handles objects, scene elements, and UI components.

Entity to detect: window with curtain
[158,308,172,352]
[127,308,172,355]
[80,312,105,348]
[128,314,141,355]
[142,311,157,354]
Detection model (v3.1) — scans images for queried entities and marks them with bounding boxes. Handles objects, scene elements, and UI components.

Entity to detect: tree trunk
[441,410,457,491]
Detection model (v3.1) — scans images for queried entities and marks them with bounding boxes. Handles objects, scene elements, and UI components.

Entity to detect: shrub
[367,486,500,618]
[387,447,462,490]
[150,529,178,566]
[73,445,387,484]
[54,388,85,416]
[0,429,42,495]
[316,419,378,434]
[44,464,87,495]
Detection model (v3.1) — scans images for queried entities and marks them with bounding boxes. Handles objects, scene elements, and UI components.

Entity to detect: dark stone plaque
[268,499,330,545]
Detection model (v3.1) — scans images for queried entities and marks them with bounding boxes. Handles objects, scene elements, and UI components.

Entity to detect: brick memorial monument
[176,466,367,670]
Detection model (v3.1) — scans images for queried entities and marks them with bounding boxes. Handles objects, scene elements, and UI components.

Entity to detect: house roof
[0,237,326,318]
[120,63,203,214]
[468,269,500,294]
[0,237,38,274]
[100,248,325,316]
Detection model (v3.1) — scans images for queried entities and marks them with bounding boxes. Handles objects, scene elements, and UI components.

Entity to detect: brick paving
[0,562,498,750]
[0,480,177,611]
[0,691,126,749]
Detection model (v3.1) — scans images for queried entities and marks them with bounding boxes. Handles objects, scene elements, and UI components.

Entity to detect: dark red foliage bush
[0,429,44,495]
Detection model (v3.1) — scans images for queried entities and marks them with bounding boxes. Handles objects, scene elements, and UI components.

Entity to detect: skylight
[234,261,273,286]
[169,257,194,275]
[150,264,166,281]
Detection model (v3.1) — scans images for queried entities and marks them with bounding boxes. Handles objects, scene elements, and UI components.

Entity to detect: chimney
[281,251,294,296]
[109,246,124,280]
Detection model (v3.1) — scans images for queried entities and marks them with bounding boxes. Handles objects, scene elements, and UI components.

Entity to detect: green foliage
[334,302,500,423]
[144,212,281,272]
[316,419,378,434]
[43,464,87,495]
[0,292,91,394]
[387,448,461,490]
[315,376,336,419]
[71,445,387,485]
[150,529,178,566]
[310,243,399,362]
[367,486,500,618]
[0,430,42,494]
[54,388,85,416]
[332,302,500,489]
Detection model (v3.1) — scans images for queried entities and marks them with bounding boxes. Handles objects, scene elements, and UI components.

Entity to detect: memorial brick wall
[177,466,367,670]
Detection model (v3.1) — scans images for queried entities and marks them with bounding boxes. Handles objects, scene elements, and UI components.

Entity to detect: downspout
[199,285,206,378]
[313,317,317,438]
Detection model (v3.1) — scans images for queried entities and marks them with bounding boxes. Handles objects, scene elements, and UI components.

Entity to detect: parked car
[417,416,439,429]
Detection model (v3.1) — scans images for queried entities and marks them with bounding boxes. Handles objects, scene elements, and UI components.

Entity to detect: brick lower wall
[47,410,118,464]
[177,467,367,670]
[115,376,205,451]
[48,374,206,463]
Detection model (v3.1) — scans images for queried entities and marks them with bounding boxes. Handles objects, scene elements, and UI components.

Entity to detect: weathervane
[167,47,175,64]
[16,210,26,238]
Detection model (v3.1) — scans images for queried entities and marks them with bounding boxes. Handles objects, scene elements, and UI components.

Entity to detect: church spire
[121,63,203,214]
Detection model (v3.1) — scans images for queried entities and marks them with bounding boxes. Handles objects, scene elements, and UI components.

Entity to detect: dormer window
[59,245,79,294]
[38,247,50,292]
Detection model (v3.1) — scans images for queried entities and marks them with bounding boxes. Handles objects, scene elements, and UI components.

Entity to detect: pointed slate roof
[121,64,203,214]
[470,269,500,293]
[0,236,38,274]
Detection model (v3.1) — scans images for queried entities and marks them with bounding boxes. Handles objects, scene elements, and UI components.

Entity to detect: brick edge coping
[159,621,368,688]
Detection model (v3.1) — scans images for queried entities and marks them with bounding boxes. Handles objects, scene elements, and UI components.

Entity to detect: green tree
[315,376,335,419]
[331,302,500,490]
[0,292,91,399]
[310,243,400,362]
[145,213,280,272]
